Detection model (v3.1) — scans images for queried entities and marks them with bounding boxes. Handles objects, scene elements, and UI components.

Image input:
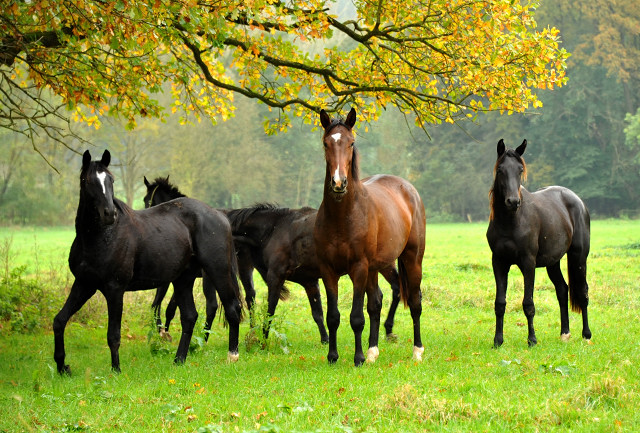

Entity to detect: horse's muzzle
[505,197,521,212]
[331,177,348,195]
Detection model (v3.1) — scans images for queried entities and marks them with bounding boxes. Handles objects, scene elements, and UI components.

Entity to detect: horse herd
[52,108,592,374]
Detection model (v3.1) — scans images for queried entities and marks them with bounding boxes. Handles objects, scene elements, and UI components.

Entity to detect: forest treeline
[2,1,640,225]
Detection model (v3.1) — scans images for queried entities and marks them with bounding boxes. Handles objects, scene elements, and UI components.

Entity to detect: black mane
[150,176,186,199]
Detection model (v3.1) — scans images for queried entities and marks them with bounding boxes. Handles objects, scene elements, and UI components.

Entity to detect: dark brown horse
[53,150,243,374]
[314,108,426,366]
[486,139,592,347]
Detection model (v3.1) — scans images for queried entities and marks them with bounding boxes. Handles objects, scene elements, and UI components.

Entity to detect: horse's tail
[279,285,291,301]
[567,208,590,314]
[397,259,410,307]
[567,252,589,314]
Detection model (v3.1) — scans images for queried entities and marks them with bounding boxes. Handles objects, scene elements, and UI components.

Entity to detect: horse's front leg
[104,289,125,372]
[365,271,383,364]
[492,256,510,348]
[172,276,198,364]
[349,263,369,366]
[53,280,97,375]
[518,260,537,347]
[321,271,340,364]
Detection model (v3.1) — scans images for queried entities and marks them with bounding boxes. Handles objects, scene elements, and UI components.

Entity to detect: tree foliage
[1,0,568,142]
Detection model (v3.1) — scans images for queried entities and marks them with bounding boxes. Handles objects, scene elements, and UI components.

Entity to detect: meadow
[0,220,638,432]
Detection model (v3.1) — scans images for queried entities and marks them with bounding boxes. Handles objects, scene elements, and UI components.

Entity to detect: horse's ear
[516,139,527,156]
[320,109,331,130]
[497,139,505,157]
[144,176,150,187]
[101,150,111,167]
[345,108,356,129]
[82,150,92,169]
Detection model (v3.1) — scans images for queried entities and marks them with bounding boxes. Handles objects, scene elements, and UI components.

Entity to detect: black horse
[143,176,257,335]
[486,139,592,348]
[144,177,403,344]
[53,150,243,374]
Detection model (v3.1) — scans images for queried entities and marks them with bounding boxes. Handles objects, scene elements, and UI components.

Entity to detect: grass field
[0,220,639,432]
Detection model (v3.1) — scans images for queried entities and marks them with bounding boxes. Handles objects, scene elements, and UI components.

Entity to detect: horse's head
[143,175,184,208]
[492,139,528,213]
[80,150,116,226]
[320,108,358,198]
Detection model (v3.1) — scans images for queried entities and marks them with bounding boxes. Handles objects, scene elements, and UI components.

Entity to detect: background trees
[1,0,639,224]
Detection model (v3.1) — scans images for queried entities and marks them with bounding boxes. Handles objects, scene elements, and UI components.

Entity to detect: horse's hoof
[527,339,537,347]
[560,333,571,342]
[412,346,424,362]
[327,353,339,364]
[354,355,365,367]
[385,332,398,342]
[160,329,173,342]
[111,365,121,374]
[493,337,503,348]
[366,346,379,363]
[227,351,239,363]
[58,364,71,376]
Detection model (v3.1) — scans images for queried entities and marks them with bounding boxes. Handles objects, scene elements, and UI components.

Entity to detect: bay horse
[486,139,592,348]
[53,150,242,374]
[314,108,426,366]
[144,177,404,344]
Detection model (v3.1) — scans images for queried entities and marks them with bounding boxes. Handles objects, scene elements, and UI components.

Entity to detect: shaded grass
[0,220,639,432]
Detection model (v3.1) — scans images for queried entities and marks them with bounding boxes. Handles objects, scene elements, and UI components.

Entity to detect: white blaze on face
[333,167,342,185]
[330,133,343,185]
[96,171,108,196]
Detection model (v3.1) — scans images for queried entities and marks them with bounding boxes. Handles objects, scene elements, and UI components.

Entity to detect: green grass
[0,221,639,432]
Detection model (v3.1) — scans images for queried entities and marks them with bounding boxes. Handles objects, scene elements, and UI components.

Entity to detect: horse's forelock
[81,160,113,183]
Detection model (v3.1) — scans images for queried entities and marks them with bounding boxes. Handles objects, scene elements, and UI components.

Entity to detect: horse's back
[362,174,426,261]
[528,186,590,264]
[363,174,424,221]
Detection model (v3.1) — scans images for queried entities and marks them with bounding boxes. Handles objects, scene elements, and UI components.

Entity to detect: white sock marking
[366,346,379,363]
[413,346,424,362]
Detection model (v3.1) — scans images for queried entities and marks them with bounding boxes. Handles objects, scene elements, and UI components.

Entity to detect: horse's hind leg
[53,281,97,374]
[165,290,178,333]
[380,266,400,340]
[152,283,169,333]
[546,262,571,340]
[399,257,424,361]
[171,274,198,364]
[199,255,242,361]
[202,273,219,342]
[365,272,383,364]
[236,243,257,325]
[302,281,329,344]
[263,271,286,342]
